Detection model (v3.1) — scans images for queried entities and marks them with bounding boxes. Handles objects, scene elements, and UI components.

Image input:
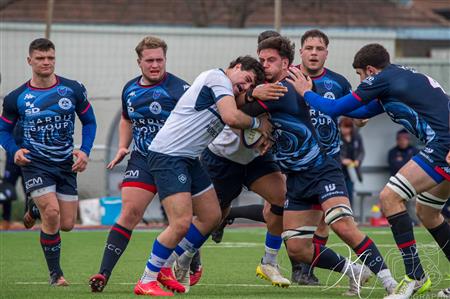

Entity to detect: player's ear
[234,63,242,71]
[27,56,31,65]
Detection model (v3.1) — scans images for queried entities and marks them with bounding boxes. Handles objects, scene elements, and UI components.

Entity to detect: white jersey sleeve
[149,69,233,158]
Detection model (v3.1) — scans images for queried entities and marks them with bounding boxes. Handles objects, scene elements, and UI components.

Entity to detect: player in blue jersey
[244,36,398,296]
[88,36,190,294]
[0,38,96,286]
[134,56,269,296]
[289,43,449,299]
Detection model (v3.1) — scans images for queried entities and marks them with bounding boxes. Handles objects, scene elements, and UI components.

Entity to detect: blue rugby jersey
[121,73,189,156]
[0,76,96,163]
[308,68,352,157]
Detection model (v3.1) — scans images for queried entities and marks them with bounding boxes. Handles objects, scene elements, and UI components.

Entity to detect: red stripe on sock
[112,226,131,240]
[356,238,373,255]
[312,235,328,246]
[40,236,61,245]
[398,240,416,249]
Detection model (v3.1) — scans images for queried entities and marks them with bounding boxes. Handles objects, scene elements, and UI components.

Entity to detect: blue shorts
[201,148,280,209]
[147,151,212,201]
[412,141,450,183]
[285,157,348,211]
[122,151,156,193]
[21,159,77,201]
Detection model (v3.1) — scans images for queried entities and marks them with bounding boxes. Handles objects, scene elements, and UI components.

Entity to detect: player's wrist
[251,117,260,129]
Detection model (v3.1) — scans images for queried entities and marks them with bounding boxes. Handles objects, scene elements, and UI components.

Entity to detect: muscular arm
[118,115,133,149]
[304,91,364,116]
[77,104,97,156]
[344,100,384,119]
[216,95,253,129]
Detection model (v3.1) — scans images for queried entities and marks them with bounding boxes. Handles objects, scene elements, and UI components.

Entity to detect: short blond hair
[135,36,167,58]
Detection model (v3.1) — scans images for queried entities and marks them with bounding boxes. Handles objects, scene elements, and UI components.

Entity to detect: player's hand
[255,135,273,155]
[252,83,288,101]
[14,148,31,166]
[342,158,353,166]
[286,66,313,97]
[353,118,369,127]
[256,114,273,139]
[107,148,130,169]
[72,149,89,172]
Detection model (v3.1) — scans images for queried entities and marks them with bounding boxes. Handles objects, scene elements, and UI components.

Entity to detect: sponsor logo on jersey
[58,98,73,110]
[178,174,187,184]
[24,93,35,100]
[362,76,375,85]
[324,92,335,99]
[25,101,40,114]
[25,177,43,189]
[152,90,162,100]
[423,147,434,154]
[324,183,336,192]
[149,102,162,114]
[57,86,68,96]
[324,80,333,90]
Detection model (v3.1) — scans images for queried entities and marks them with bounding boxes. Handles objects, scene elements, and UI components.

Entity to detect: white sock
[377,269,396,287]
[163,252,179,268]
[262,246,279,265]
[141,267,158,284]
[178,250,195,268]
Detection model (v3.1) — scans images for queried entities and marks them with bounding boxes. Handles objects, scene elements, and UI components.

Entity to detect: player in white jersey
[134,56,270,296]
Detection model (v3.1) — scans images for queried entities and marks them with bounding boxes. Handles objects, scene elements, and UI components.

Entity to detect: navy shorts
[285,157,348,211]
[122,151,157,193]
[21,159,77,201]
[200,148,280,209]
[147,151,212,201]
[412,141,450,183]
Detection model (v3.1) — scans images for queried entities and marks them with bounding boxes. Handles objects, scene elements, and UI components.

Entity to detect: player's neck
[30,73,57,89]
[271,70,288,83]
[300,64,324,78]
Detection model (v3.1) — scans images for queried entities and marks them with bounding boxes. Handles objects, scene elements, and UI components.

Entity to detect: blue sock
[353,236,388,274]
[40,230,63,277]
[312,243,347,273]
[142,239,174,283]
[175,223,208,256]
[262,232,282,265]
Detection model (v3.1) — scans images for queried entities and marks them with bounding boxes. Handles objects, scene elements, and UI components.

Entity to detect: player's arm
[74,84,97,172]
[216,96,272,138]
[344,100,384,119]
[107,115,133,169]
[0,95,30,166]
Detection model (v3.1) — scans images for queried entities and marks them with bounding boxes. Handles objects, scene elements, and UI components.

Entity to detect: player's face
[228,64,256,97]
[27,49,55,77]
[300,37,328,75]
[258,48,288,82]
[138,48,166,84]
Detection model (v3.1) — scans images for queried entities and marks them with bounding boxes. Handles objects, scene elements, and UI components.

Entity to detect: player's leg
[381,155,448,298]
[248,168,290,287]
[1,159,21,229]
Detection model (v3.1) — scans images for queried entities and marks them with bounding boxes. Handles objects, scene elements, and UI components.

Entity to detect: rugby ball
[242,128,262,148]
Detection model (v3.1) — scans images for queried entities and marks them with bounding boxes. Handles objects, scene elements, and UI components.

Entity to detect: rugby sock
[262,232,282,265]
[142,239,174,283]
[175,224,208,268]
[387,211,425,280]
[353,236,388,274]
[227,204,265,222]
[99,223,132,278]
[40,230,63,277]
[427,220,450,261]
[311,243,347,273]
[312,234,328,246]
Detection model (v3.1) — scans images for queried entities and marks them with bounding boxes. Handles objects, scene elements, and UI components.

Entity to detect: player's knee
[41,206,60,222]
[60,222,74,232]
[119,206,143,228]
[330,217,355,240]
[172,217,192,237]
[286,240,313,262]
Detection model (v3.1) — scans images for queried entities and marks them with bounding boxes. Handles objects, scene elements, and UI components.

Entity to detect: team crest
[152,90,162,100]
[178,174,187,184]
[57,86,68,96]
[324,92,335,99]
[149,102,162,114]
[362,76,375,85]
[58,98,72,110]
[324,80,333,90]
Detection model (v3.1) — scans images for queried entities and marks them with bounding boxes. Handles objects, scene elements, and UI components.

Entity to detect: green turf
[0,227,448,298]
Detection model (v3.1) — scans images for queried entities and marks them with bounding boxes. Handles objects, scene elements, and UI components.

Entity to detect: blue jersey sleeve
[353,73,390,104]
[73,82,97,156]
[0,93,20,157]
[166,74,190,101]
[345,100,384,119]
[304,91,364,116]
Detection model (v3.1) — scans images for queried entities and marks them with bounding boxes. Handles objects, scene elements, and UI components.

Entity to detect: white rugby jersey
[208,126,260,165]
[149,69,233,158]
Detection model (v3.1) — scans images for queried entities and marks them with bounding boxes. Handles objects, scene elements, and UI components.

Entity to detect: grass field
[1,227,448,298]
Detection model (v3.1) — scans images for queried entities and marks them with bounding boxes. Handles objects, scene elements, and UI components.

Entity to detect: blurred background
[1,0,449,225]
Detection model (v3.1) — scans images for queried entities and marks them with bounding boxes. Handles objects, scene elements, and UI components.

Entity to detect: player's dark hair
[229,56,265,86]
[135,36,168,58]
[29,38,55,55]
[352,43,390,69]
[301,29,329,47]
[257,36,295,65]
[257,30,280,44]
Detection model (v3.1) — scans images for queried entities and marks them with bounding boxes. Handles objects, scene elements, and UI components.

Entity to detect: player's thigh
[162,192,193,227]
[121,187,155,220]
[396,159,439,194]
[283,209,322,253]
[250,171,286,207]
[58,198,78,230]
[33,191,60,217]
